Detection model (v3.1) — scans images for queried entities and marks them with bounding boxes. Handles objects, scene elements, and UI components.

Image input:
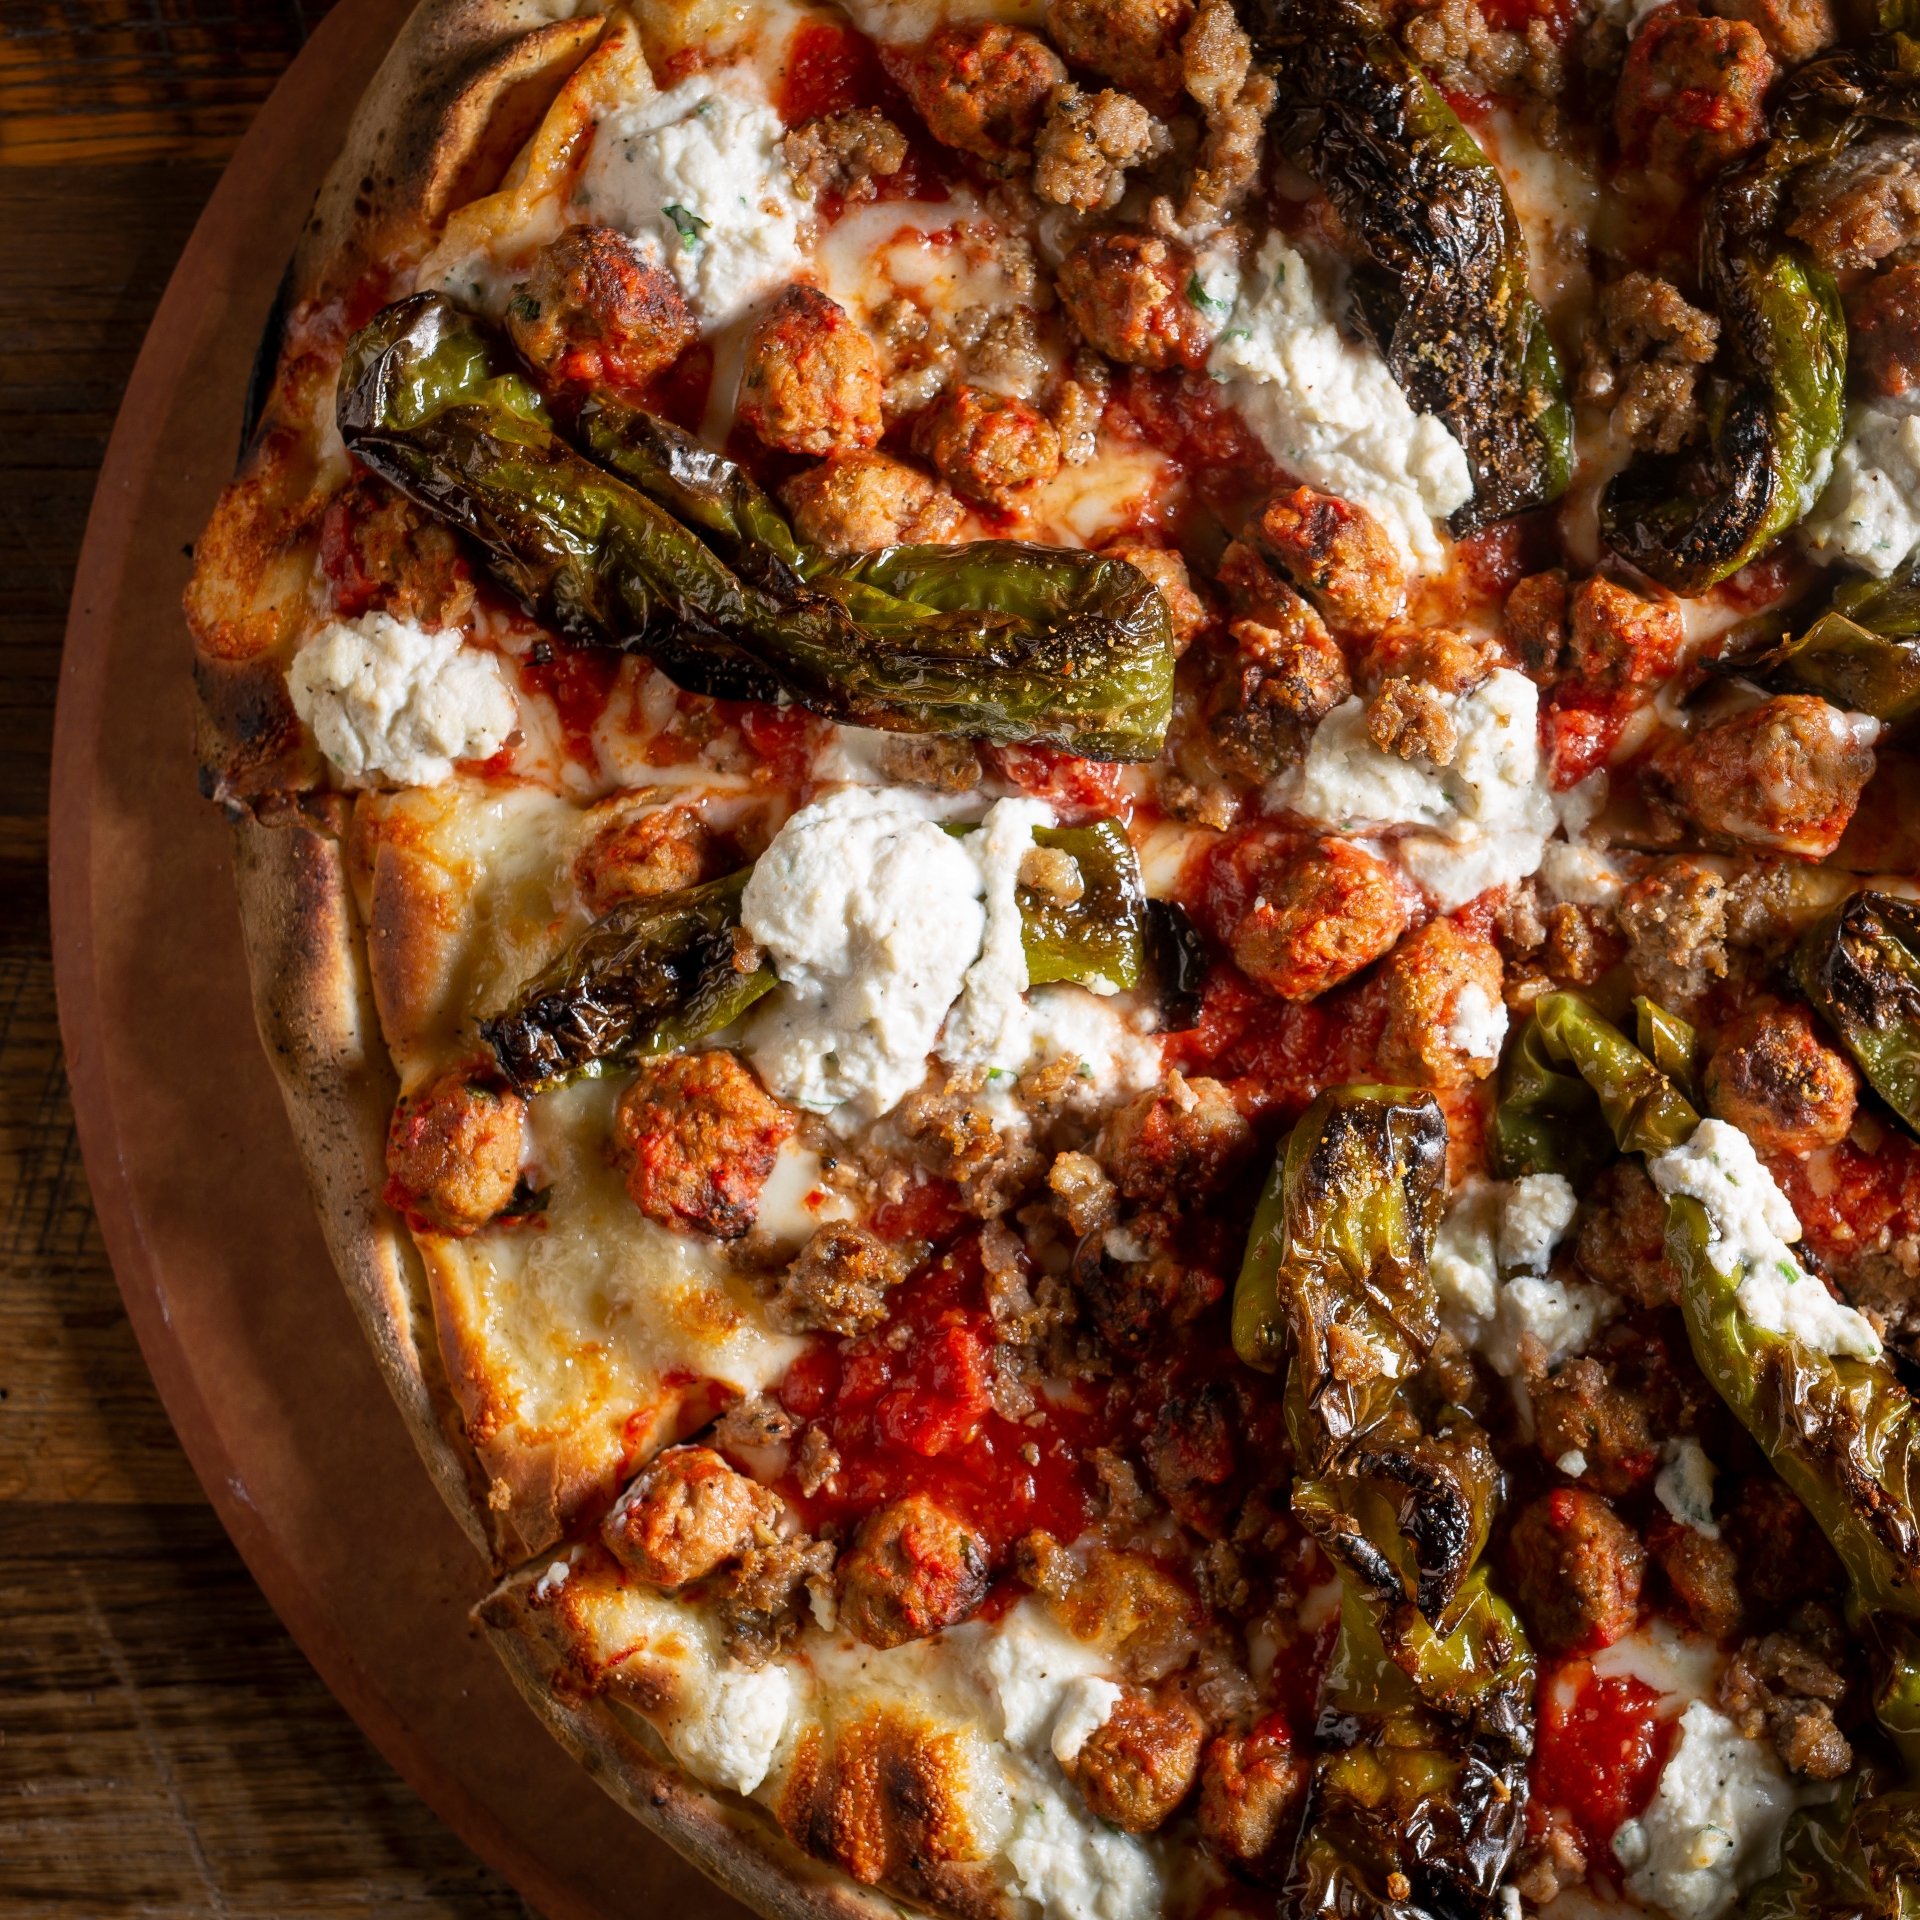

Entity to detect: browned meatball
[1366,677,1457,763]
[1378,917,1507,1088]
[1509,1488,1646,1656]
[573,802,709,915]
[1506,569,1569,681]
[1250,486,1404,634]
[1198,1723,1309,1866]
[1533,1355,1668,1498]
[1103,541,1208,652]
[384,1065,525,1236]
[1097,1073,1252,1206]
[738,285,884,457]
[1849,264,1920,400]
[1615,13,1772,181]
[1048,0,1193,111]
[1653,1521,1745,1640]
[1068,1692,1205,1833]
[1033,84,1171,213]
[321,475,474,629]
[1789,131,1920,273]
[1651,695,1876,860]
[913,384,1062,507]
[612,1051,795,1239]
[781,108,909,204]
[1056,232,1216,372]
[1209,609,1351,783]
[839,1494,990,1648]
[1618,857,1730,1008]
[1575,1160,1677,1308]
[767,1223,907,1336]
[1231,839,1409,1001]
[1577,274,1720,459]
[780,450,964,553]
[1361,623,1491,695]
[1708,0,1834,61]
[1705,1000,1859,1156]
[1073,1221,1224,1353]
[507,225,697,394]
[1569,574,1683,690]
[885,22,1066,170]
[600,1445,780,1587]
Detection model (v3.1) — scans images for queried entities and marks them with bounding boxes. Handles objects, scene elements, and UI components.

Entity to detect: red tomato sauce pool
[1532,1659,1674,1860]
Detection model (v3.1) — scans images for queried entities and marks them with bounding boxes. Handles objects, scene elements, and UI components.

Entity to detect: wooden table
[0,2,536,1909]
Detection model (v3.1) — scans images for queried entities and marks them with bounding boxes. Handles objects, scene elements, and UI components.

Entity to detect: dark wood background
[1,1,540,1910]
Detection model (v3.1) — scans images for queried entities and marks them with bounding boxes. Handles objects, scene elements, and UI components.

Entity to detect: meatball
[573,801,709,915]
[1532,1354,1669,1498]
[507,225,697,394]
[1056,231,1216,372]
[1506,569,1569,681]
[1209,610,1351,783]
[1577,274,1720,458]
[384,1066,525,1236]
[1103,541,1208,652]
[877,733,983,791]
[1361,623,1492,695]
[1508,1487,1646,1655]
[1048,0,1193,111]
[1705,1000,1858,1156]
[1789,130,1920,274]
[1847,264,1920,400]
[768,1222,907,1336]
[1378,917,1507,1088]
[781,108,909,204]
[781,450,964,553]
[1033,84,1171,213]
[1231,839,1408,1001]
[1651,695,1876,860]
[1568,574,1683,691]
[319,475,474,629]
[1198,1723,1309,1866]
[1618,857,1730,1008]
[885,21,1065,170]
[1574,1160,1677,1309]
[1652,1521,1745,1639]
[1097,1075,1252,1207]
[1073,1221,1224,1352]
[1366,677,1457,764]
[612,1050,795,1239]
[838,1493,991,1648]
[1708,0,1833,60]
[1067,1691,1205,1833]
[1250,486,1404,634]
[913,384,1062,507]
[738,286,884,457]
[1614,13,1772,181]
[600,1446,780,1587]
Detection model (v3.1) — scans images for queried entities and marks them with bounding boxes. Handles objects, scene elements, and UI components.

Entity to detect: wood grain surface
[1,5,538,1910]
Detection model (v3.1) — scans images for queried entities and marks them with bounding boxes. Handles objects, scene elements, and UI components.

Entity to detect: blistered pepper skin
[1796,892,1920,1138]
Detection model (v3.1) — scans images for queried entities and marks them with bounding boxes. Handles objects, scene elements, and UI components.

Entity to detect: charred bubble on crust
[838,1493,991,1648]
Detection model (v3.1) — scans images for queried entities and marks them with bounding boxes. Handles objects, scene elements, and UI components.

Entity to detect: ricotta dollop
[1207,233,1473,570]
[1803,400,1920,577]
[574,74,807,328]
[286,613,516,785]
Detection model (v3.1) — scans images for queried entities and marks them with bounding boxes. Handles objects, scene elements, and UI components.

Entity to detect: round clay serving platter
[48,4,760,1914]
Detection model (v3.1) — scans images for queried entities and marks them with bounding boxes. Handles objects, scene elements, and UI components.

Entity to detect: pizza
[183,0,1920,1913]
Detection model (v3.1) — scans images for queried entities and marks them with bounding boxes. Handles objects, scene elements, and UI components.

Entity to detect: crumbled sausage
[1789,130,1920,273]
[1049,0,1193,112]
[781,450,964,554]
[1533,1346,1693,1497]
[720,1532,837,1666]
[1198,1723,1309,1866]
[1513,1808,1591,1908]
[768,1222,908,1336]
[1067,1691,1206,1832]
[507,225,697,394]
[573,801,709,915]
[319,476,474,628]
[1719,1607,1854,1780]
[1378,917,1507,1088]
[796,1425,841,1496]
[1614,13,1772,181]
[1051,365,1109,466]
[1099,1073,1252,1206]
[953,301,1052,402]
[1250,487,1405,635]
[600,1445,780,1587]
[1103,541,1208,652]
[1366,676,1458,763]
[1172,0,1275,232]
[1707,0,1834,61]
[1208,603,1351,784]
[1574,1160,1677,1309]
[1073,1217,1225,1351]
[838,1493,991,1647]
[913,384,1063,507]
[1506,569,1569,682]
[1361,623,1492,695]
[1231,839,1408,1000]
[1045,1544,1203,1678]
[1051,1149,1119,1236]
[1569,573,1684,690]
[1618,857,1729,1008]
[1848,264,1920,400]
[1509,1488,1647,1655]
[1401,0,1563,97]
[1056,231,1217,372]
[877,733,983,791]
[1033,83,1171,211]
[738,286,884,457]
[384,1066,525,1236]
[885,22,1066,170]
[1578,273,1720,457]
[897,1069,1044,1219]
[1142,1380,1238,1528]
[1723,1480,1844,1618]
[782,108,909,204]
[1652,1520,1745,1639]
[1649,695,1876,859]
[1705,999,1859,1156]
[612,1051,795,1238]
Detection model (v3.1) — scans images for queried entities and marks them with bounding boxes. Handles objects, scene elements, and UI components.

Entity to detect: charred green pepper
[1743,1770,1920,1920]
[1246,0,1570,529]
[1746,561,1920,728]
[1795,891,1920,1137]
[1019,821,1146,993]
[337,295,1176,761]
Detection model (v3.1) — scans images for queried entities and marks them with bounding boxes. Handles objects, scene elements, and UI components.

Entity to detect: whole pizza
[183,0,1920,1911]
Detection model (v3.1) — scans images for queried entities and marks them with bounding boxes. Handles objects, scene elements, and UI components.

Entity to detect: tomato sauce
[520,645,626,764]
[1531,1660,1674,1861]
[1770,1129,1920,1265]
[985,743,1130,822]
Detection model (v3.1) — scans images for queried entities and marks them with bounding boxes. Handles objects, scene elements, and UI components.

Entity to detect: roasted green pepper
[1019,821,1145,993]
[1635,995,1700,1105]
[481,871,774,1092]
[1796,891,1920,1138]
[1743,1770,1920,1920]
[1246,0,1571,529]
[1747,566,1920,729]
[1490,1012,1610,1185]
[337,295,1176,761]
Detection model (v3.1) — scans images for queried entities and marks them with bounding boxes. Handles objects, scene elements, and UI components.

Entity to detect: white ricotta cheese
[1050,1676,1124,1766]
[1557,1448,1589,1477]
[743,786,986,1119]
[1023,985,1164,1105]
[1004,1783,1163,1920]
[1803,401,1920,577]
[670,1660,794,1795]
[1616,1702,1794,1920]
[942,798,1056,1073]
[1448,982,1510,1063]
[1656,1437,1721,1539]
[1649,1120,1881,1359]
[1499,1173,1579,1275]
[574,74,807,329]
[1431,1180,1503,1337]
[286,614,516,785]
[978,1597,1118,1751]
[1208,233,1473,571]
[1482,1273,1619,1377]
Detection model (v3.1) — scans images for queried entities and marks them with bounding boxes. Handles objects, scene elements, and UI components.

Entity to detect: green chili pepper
[338,295,1176,761]
[1747,583,1920,731]
[1635,995,1700,1106]
[1246,0,1571,530]
[1743,1770,1920,1920]
[1491,1012,1611,1185]
[1535,991,1700,1155]
[1796,892,1920,1138]
[1019,821,1145,993]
